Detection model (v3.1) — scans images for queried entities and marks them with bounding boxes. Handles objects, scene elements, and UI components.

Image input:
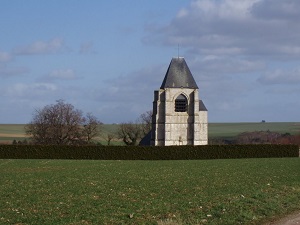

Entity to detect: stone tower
[151,57,208,146]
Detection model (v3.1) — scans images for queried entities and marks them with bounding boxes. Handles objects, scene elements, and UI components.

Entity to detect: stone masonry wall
[151,88,208,146]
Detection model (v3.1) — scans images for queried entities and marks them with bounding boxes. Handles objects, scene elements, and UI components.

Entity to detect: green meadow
[0,158,299,224]
[0,123,299,224]
[1,122,299,144]
[0,124,28,143]
[208,122,300,139]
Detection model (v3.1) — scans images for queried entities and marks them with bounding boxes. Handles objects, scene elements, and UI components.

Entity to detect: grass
[1,122,299,144]
[208,122,300,139]
[0,124,27,144]
[1,158,299,224]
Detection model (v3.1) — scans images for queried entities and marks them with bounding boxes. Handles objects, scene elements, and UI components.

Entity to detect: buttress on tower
[151,57,208,146]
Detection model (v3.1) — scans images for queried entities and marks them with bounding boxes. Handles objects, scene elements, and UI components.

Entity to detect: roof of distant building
[160,57,198,89]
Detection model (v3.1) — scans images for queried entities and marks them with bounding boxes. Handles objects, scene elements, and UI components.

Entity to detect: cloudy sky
[1,0,299,124]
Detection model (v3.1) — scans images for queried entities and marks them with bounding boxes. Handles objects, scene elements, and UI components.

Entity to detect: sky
[0,0,300,124]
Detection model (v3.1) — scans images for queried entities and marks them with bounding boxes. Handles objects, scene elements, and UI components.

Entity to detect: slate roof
[139,131,151,146]
[160,57,199,89]
[199,100,207,111]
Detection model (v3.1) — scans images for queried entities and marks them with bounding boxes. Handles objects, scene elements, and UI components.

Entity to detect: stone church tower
[150,57,208,146]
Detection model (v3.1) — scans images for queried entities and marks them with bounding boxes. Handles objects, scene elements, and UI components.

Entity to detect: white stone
[150,58,208,146]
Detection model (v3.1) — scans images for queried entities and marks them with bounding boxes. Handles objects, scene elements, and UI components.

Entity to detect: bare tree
[25,100,101,145]
[104,133,115,145]
[82,113,102,143]
[117,110,152,145]
[139,110,152,136]
[118,121,142,146]
[236,131,285,144]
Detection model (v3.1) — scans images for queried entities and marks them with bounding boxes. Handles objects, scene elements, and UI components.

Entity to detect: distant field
[208,122,300,139]
[0,122,299,144]
[0,124,28,144]
[0,158,299,224]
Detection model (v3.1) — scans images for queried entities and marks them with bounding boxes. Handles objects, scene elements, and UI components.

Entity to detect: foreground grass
[0,159,299,224]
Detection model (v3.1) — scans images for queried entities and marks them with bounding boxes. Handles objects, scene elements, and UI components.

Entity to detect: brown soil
[267,211,300,225]
[0,133,28,138]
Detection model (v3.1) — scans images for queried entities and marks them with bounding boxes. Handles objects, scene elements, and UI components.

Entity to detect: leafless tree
[138,110,152,136]
[118,121,142,146]
[104,133,115,145]
[117,110,152,145]
[82,113,102,143]
[25,100,101,145]
[236,131,285,144]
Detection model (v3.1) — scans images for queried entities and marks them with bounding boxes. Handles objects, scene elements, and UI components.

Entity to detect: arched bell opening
[175,94,188,112]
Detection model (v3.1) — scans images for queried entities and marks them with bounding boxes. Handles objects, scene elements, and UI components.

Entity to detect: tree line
[21,100,152,146]
[15,100,299,146]
[209,130,300,145]
[25,100,102,145]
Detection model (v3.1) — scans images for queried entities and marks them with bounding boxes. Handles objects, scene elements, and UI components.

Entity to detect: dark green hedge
[0,145,298,160]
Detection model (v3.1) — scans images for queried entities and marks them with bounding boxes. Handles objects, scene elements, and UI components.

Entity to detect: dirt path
[267,211,300,225]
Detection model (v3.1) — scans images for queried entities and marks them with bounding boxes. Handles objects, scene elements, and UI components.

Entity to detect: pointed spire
[160,57,198,89]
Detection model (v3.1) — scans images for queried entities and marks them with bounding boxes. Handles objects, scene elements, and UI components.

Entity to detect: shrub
[0,144,298,160]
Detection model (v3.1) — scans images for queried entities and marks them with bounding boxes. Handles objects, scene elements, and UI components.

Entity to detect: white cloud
[79,41,96,54]
[0,51,13,63]
[190,56,265,75]
[0,65,29,77]
[143,0,300,58]
[258,69,300,85]
[93,64,164,102]
[86,64,166,122]
[251,0,300,20]
[5,83,58,98]
[13,38,66,55]
[47,69,77,80]
[190,0,258,19]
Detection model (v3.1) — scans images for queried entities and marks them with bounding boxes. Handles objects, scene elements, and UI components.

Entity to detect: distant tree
[82,113,102,144]
[118,110,153,145]
[235,131,294,144]
[118,121,142,146]
[25,100,101,145]
[12,139,28,145]
[236,131,270,144]
[275,133,300,145]
[104,133,115,145]
[208,138,233,145]
[138,110,153,136]
[294,135,300,145]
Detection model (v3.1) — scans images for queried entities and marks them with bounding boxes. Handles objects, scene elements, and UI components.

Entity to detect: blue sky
[1,0,300,124]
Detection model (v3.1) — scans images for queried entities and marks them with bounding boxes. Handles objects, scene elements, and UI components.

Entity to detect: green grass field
[1,158,299,224]
[1,122,299,144]
[208,122,300,139]
[0,124,28,143]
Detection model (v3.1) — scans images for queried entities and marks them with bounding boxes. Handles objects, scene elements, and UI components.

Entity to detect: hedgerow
[0,144,298,160]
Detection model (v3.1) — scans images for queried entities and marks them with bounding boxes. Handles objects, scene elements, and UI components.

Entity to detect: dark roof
[160,57,198,89]
[139,131,151,146]
[199,100,207,111]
